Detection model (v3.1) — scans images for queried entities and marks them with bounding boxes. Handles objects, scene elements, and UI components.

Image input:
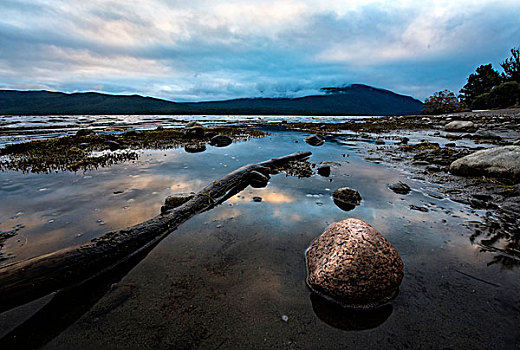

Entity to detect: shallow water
[0,122,519,349]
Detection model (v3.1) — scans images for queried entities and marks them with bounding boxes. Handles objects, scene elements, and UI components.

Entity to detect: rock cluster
[306,218,404,309]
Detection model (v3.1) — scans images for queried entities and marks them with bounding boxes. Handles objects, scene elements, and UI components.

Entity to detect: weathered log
[0,151,311,313]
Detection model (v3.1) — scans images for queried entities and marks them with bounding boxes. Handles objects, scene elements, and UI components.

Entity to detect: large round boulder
[450,146,520,181]
[333,187,361,211]
[306,219,404,309]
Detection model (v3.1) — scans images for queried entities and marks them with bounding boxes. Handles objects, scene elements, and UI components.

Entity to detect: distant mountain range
[0,84,423,116]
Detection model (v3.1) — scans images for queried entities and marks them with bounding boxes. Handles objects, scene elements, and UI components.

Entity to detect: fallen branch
[0,151,312,313]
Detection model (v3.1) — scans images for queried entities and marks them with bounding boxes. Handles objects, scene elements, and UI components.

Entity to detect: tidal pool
[0,127,519,349]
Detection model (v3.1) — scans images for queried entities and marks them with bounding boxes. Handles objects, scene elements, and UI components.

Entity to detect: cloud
[0,0,519,101]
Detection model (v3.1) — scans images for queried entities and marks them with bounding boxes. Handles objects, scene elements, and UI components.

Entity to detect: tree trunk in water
[0,151,311,313]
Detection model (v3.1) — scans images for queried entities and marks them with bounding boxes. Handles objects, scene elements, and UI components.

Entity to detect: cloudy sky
[0,0,519,101]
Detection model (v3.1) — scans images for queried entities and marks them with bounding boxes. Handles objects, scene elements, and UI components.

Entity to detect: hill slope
[0,84,423,115]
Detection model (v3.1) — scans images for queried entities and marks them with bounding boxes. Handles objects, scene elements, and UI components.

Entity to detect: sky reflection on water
[1,128,519,349]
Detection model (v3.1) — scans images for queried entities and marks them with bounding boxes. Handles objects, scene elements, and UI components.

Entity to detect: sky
[0,0,519,102]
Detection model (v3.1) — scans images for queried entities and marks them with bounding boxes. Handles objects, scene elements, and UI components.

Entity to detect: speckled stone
[306,218,404,309]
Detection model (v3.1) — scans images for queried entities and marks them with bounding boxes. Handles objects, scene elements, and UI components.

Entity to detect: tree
[472,81,520,109]
[459,64,502,107]
[422,90,464,115]
[501,47,520,83]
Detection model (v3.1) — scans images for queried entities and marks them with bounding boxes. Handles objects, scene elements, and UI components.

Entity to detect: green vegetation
[421,90,466,115]
[473,81,520,109]
[459,64,502,107]
[423,46,520,113]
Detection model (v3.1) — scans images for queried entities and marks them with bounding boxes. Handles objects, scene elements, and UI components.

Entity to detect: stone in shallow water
[210,135,233,147]
[333,187,361,211]
[304,134,325,146]
[306,218,404,309]
[388,182,411,195]
[184,143,206,153]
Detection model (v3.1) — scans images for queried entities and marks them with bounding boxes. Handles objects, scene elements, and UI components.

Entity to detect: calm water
[0,119,519,349]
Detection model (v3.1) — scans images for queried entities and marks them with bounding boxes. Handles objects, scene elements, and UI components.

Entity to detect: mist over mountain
[0,84,423,116]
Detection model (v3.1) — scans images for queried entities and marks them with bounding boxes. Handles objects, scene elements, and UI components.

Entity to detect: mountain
[0,84,423,116]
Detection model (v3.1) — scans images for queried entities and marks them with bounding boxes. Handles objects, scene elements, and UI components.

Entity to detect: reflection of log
[0,151,312,313]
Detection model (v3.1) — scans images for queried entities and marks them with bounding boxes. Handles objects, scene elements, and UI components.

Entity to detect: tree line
[422,47,520,114]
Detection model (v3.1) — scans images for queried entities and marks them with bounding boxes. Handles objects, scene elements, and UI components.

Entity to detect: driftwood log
[0,151,312,313]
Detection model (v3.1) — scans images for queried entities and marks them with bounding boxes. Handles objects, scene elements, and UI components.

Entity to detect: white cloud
[0,0,519,100]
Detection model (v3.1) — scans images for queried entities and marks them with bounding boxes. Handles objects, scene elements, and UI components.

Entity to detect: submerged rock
[333,187,361,211]
[306,219,404,309]
[450,146,520,181]
[445,121,476,132]
[210,135,233,147]
[388,182,411,195]
[305,134,325,146]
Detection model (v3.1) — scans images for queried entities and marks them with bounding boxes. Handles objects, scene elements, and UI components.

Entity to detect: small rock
[333,187,361,211]
[106,141,121,151]
[400,137,409,145]
[184,126,205,138]
[375,139,385,145]
[210,135,233,147]
[252,196,262,202]
[306,219,404,308]
[184,143,206,153]
[317,165,331,177]
[185,121,202,128]
[388,182,411,195]
[248,170,270,188]
[445,121,476,132]
[123,130,139,136]
[164,192,195,209]
[305,134,325,146]
[76,129,95,136]
[156,126,164,131]
[78,143,90,149]
[471,130,501,140]
[410,205,429,212]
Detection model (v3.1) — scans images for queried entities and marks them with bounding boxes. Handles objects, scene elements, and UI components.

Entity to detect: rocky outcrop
[306,219,404,309]
[450,146,520,181]
[333,187,361,211]
[444,121,476,132]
